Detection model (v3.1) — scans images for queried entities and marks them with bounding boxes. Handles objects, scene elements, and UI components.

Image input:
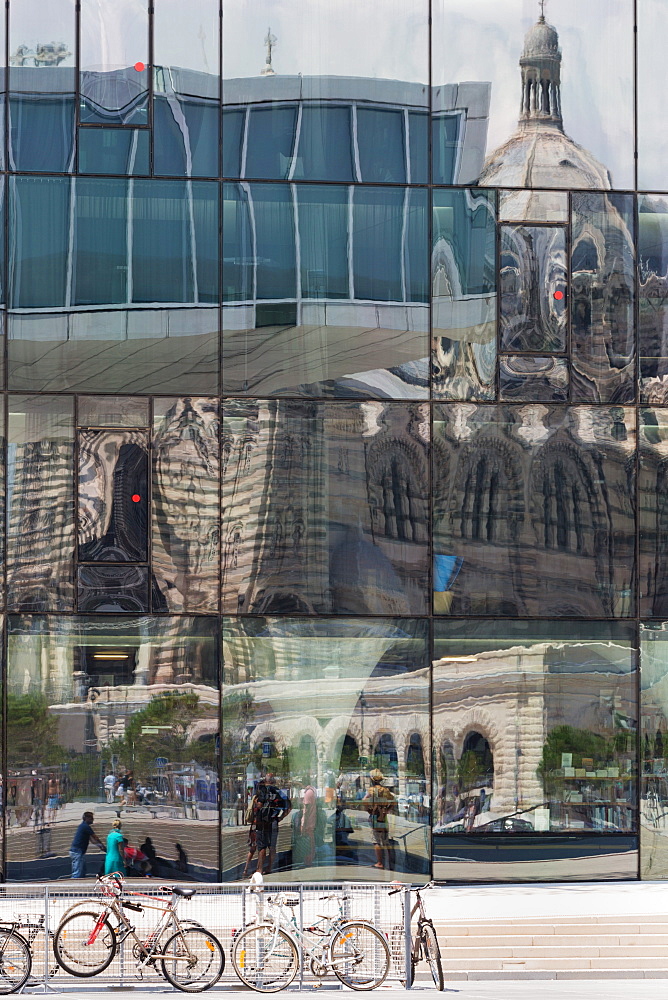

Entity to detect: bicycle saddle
[283,897,299,907]
[164,886,196,899]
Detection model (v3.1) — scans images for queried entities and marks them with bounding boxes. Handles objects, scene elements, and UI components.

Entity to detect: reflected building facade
[0,0,665,885]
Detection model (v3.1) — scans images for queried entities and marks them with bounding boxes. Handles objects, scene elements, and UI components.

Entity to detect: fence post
[298,884,304,991]
[43,885,50,991]
[403,887,412,990]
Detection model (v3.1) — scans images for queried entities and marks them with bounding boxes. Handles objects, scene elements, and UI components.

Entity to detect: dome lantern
[519,2,563,131]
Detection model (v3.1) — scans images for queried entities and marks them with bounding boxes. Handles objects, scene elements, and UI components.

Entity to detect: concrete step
[428,913,668,980]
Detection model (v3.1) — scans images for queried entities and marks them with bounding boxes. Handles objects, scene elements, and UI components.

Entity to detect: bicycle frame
[259,892,366,976]
[86,889,196,971]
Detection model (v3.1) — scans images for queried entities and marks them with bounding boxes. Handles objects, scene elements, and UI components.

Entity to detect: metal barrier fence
[0,880,410,991]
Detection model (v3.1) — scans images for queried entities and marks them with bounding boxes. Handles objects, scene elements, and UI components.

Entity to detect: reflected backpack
[255,784,283,824]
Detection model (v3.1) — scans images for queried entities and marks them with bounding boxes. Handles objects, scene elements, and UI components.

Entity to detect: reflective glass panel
[222,617,429,881]
[222,109,244,178]
[499,189,569,224]
[357,108,406,183]
[222,0,428,103]
[639,195,668,403]
[9,0,73,80]
[641,622,668,878]
[223,184,428,398]
[72,178,129,306]
[9,0,74,173]
[639,409,668,617]
[499,356,569,402]
[9,96,75,173]
[432,113,463,185]
[7,395,74,612]
[571,193,635,403]
[432,189,496,400]
[153,398,220,613]
[78,429,149,562]
[153,0,219,177]
[78,396,149,427]
[434,620,637,881]
[6,615,219,881]
[223,401,430,615]
[293,106,355,183]
[500,225,567,353]
[245,106,298,180]
[433,405,635,617]
[408,111,428,184]
[8,307,219,396]
[433,0,632,189]
[80,0,149,125]
[9,176,70,309]
[78,564,150,612]
[78,127,149,175]
[638,1,668,191]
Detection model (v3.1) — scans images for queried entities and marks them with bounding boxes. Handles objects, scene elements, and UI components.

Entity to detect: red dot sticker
[132,494,141,503]
[554,290,564,300]
[134,61,145,72]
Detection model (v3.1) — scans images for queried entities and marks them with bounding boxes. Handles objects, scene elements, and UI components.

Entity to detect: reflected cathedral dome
[478,12,612,189]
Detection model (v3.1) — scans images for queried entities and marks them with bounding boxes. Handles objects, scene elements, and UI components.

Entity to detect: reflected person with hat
[363,769,396,870]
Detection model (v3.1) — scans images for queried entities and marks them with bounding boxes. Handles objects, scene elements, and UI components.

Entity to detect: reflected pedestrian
[175,843,189,873]
[104,818,126,876]
[363,769,396,870]
[69,811,104,879]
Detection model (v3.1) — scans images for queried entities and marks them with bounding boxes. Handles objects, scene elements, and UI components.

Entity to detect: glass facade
[0,0,663,884]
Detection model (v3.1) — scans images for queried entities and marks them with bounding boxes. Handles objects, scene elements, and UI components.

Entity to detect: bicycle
[231,881,391,992]
[0,920,33,994]
[53,873,225,992]
[389,880,444,990]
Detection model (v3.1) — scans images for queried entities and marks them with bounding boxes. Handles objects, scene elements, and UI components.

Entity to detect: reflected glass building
[0,0,665,884]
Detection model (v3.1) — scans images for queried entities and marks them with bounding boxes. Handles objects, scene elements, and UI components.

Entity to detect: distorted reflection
[434,1,632,189]
[639,195,668,403]
[222,184,428,398]
[7,396,74,612]
[499,356,568,402]
[499,189,568,224]
[79,0,149,125]
[222,400,429,615]
[154,0,219,177]
[6,616,219,881]
[639,409,668,616]
[153,398,220,612]
[571,193,634,402]
[222,617,429,882]
[500,226,566,352]
[433,405,635,617]
[640,623,668,878]
[433,621,637,880]
[78,429,149,563]
[8,176,218,393]
[432,189,496,401]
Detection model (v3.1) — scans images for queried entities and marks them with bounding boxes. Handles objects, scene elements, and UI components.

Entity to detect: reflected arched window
[533,449,598,554]
[458,446,521,544]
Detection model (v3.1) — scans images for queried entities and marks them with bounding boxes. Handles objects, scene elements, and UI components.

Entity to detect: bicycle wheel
[421,922,444,991]
[330,921,390,990]
[160,927,225,993]
[53,910,116,977]
[232,924,299,993]
[0,931,31,995]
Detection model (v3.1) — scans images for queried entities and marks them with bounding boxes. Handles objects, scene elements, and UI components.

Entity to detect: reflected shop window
[6,616,219,882]
[222,617,429,882]
[433,621,638,882]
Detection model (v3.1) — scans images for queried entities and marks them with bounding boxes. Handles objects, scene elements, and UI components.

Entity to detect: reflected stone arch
[530,441,602,556]
[406,732,426,778]
[459,730,494,791]
[453,435,524,546]
[366,440,428,543]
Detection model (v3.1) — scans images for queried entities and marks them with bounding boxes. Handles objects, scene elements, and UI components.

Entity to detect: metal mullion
[73,394,80,610]
[148,394,154,611]
[148,1,154,177]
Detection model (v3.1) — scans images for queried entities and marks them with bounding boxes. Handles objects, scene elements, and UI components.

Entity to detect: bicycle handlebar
[388,879,437,895]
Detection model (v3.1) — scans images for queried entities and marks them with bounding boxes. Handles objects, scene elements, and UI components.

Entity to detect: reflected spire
[519,7,563,132]
[261,27,277,76]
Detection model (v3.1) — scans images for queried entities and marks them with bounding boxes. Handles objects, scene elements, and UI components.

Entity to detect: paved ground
[19,984,668,998]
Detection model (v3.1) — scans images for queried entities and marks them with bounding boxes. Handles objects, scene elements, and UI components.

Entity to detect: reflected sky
[434,0,633,189]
